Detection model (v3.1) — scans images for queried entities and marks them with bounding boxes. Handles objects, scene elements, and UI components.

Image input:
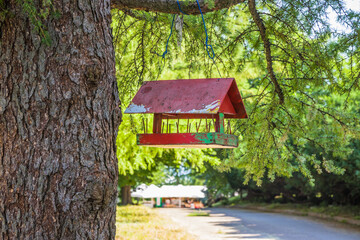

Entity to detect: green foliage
[112,1,360,184]
[20,0,51,45]
[197,162,235,203]
[13,0,59,45]
[212,195,243,207]
[199,135,360,205]
[0,0,60,43]
[204,0,215,10]
[0,0,9,22]
[150,163,207,186]
[225,168,246,192]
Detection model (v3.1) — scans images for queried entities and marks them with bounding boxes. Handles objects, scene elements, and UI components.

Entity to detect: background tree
[194,92,360,205]
[113,0,360,185]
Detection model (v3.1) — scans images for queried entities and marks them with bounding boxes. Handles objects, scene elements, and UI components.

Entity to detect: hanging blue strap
[159,1,215,59]
[157,14,176,58]
[177,0,188,15]
[176,0,215,59]
[195,0,215,59]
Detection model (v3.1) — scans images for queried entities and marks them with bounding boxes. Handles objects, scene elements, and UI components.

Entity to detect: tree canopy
[113,0,360,184]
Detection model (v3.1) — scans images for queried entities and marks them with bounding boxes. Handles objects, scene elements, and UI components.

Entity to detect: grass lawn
[116,205,196,240]
[188,211,210,217]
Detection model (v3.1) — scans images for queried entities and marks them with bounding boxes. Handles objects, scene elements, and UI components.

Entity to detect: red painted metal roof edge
[139,78,235,83]
[124,78,248,118]
[229,79,248,119]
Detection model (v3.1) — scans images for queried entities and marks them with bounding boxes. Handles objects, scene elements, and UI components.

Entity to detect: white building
[131,184,206,208]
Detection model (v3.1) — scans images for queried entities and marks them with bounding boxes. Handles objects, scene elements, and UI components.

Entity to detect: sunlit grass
[116,205,196,240]
[188,211,210,217]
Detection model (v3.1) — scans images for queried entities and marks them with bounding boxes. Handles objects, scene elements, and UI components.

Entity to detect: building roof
[131,184,206,198]
[131,184,162,198]
[124,78,247,119]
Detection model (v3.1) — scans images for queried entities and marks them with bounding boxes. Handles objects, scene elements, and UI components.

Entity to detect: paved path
[157,207,360,240]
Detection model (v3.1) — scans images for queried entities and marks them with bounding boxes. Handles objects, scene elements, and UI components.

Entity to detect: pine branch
[111,0,245,15]
[248,0,285,105]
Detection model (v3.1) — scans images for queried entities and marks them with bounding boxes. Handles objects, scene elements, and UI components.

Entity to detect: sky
[345,0,360,12]
[328,0,359,33]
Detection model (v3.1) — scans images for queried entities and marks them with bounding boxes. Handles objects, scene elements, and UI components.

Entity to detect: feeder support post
[215,113,225,133]
[219,113,225,133]
[153,114,162,133]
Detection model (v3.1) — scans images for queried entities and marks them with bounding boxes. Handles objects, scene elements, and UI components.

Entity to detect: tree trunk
[0,1,121,239]
[120,186,132,205]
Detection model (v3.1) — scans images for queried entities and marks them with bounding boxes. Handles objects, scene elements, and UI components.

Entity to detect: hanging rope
[157,14,176,58]
[195,0,215,59]
[158,0,215,60]
[176,0,215,59]
[177,0,188,15]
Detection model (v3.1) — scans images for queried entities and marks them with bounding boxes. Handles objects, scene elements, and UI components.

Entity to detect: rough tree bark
[248,0,284,104]
[0,0,121,239]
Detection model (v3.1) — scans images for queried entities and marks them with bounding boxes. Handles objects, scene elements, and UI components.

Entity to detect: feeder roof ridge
[125,78,247,119]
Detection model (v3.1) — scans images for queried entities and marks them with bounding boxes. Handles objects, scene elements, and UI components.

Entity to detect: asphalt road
[157,207,360,240]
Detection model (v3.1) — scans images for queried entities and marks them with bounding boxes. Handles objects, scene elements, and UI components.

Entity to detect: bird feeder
[124,78,247,148]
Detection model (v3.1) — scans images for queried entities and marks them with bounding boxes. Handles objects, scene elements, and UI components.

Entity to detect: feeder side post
[153,113,162,133]
[215,113,225,133]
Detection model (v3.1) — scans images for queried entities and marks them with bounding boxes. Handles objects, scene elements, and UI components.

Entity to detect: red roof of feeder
[124,78,248,119]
